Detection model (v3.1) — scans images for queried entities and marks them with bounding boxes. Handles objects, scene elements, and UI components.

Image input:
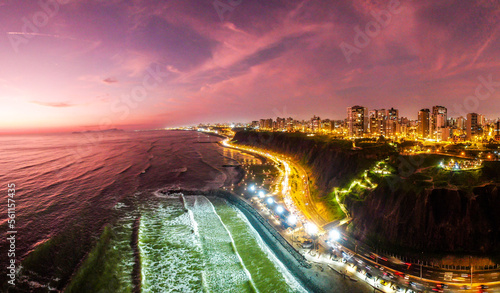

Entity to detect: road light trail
[222,138,332,230]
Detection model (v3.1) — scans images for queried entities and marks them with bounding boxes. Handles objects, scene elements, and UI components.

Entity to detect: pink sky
[0,0,499,133]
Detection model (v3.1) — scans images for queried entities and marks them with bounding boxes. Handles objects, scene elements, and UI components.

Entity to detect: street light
[329,229,341,242]
[304,222,318,236]
[276,205,284,214]
[287,214,297,226]
[304,222,319,255]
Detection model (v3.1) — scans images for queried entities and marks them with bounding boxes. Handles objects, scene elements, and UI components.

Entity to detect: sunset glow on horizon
[0,0,499,134]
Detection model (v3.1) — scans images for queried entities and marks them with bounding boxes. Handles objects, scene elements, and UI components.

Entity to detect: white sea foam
[113,202,128,209]
[183,194,201,246]
[139,202,204,293]
[139,195,306,293]
[228,200,309,293]
[205,197,259,293]
[186,195,253,292]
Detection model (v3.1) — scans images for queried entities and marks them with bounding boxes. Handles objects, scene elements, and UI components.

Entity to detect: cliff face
[232,131,389,195]
[347,182,500,253]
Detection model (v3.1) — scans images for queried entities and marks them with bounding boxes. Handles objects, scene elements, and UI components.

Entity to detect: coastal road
[233,142,330,228]
[281,155,330,228]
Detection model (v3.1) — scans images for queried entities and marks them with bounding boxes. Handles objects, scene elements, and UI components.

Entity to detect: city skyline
[194,103,500,143]
[198,103,496,126]
[1,0,499,134]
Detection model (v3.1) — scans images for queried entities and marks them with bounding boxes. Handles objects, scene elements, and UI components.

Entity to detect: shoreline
[212,191,327,293]
[217,140,269,164]
[176,189,374,293]
[177,189,325,293]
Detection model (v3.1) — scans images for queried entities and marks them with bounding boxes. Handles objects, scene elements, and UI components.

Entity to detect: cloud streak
[30,101,77,108]
[7,32,82,42]
[102,77,118,84]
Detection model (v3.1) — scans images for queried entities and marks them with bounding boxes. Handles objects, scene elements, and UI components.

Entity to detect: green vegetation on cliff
[232,130,395,221]
[348,153,500,253]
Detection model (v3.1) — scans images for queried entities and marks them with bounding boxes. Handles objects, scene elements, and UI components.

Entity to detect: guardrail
[375,249,500,271]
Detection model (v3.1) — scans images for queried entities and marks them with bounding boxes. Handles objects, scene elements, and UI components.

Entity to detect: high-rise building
[321,119,333,132]
[456,117,466,130]
[311,116,321,132]
[386,108,399,137]
[347,106,368,137]
[466,113,479,140]
[418,109,431,138]
[441,127,451,141]
[495,120,500,141]
[432,106,447,127]
[369,110,379,135]
[276,117,286,130]
[259,118,273,130]
[385,120,398,137]
[369,110,381,136]
[478,114,485,126]
[387,107,399,121]
[431,106,447,140]
[285,117,294,131]
[368,109,389,136]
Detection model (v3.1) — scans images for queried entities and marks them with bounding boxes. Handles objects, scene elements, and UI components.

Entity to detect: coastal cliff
[232,131,392,194]
[233,131,500,254]
[346,169,500,253]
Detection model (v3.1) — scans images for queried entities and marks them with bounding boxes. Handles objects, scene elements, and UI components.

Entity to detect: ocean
[0,130,306,292]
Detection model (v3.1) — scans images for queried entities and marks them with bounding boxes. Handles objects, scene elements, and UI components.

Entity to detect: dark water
[0,130,304,292]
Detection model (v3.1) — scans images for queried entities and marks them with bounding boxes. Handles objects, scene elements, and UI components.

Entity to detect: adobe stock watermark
[7,0,70,53]
[340,0,405,64]
[213,0,242,22]
[6,183,17,286]
[451,74,500,117]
